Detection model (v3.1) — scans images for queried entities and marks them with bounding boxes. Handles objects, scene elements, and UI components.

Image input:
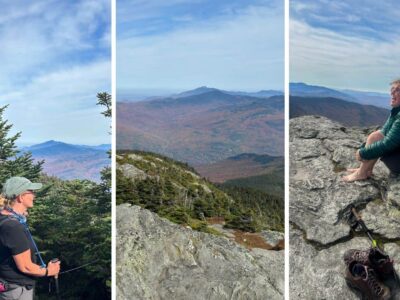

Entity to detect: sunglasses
[22,190,35,195]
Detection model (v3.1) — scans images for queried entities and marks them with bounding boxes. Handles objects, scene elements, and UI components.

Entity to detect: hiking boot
[343,248,394,278]
[345,262,391,300]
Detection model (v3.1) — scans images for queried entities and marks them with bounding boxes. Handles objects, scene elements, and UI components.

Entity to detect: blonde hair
[0,194,16,209]
[391,79,400,86]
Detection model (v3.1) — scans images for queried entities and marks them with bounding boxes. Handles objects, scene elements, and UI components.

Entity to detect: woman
[343,79,400,182]
[0,177,60,300]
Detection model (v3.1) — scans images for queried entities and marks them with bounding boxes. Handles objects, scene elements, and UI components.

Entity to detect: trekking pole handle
[351,207,361,221]
[50,258,60,279]
[351,208,368,231]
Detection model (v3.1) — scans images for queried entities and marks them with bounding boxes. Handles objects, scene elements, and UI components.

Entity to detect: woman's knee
[367,130,384,144]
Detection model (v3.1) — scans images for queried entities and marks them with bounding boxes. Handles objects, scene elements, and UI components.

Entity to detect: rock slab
[290,116,400,299]
[117,204,284,300]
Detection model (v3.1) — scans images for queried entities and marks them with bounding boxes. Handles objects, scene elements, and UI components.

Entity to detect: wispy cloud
[291,0,400,41]
[117,0,283,92]
[1,60,110,145]
[0,0,110,144]
[290,0,400,92]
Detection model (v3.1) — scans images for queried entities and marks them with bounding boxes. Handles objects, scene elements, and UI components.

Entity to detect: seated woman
[343,79,400,182]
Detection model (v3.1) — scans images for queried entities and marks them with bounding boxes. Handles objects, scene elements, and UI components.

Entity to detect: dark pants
[381,151,400,175]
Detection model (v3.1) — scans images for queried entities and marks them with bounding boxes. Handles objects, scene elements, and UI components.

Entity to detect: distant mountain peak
[174,86,221,98]
[20,141,110,182]
[173,87,283,100]
[26,140,69,150]
[40,140,63,145]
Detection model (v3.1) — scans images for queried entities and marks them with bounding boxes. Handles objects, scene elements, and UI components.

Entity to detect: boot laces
[366,269,383,296]
[354,250,368,263]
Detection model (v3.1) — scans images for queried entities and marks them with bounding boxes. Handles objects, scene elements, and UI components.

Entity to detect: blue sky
[290,0,400,92]
[117,0,284,98]
[0,0,111,145]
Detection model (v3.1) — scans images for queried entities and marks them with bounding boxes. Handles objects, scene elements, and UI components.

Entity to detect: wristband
[44,268,48,277]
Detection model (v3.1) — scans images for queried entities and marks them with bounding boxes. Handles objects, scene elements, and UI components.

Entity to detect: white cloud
[0,0,111,144]
[117,0,204,23]
[0,60,111,145]
[117,5,284,91]
[290,19,400,92]
[0,0,110,93]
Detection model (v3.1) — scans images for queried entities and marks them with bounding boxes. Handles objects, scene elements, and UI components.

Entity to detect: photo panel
[0,1,111,299]
[290,0,400,299]
[116,0,285,299]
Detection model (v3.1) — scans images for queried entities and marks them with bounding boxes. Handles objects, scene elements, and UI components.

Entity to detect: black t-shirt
[0,215,37,286]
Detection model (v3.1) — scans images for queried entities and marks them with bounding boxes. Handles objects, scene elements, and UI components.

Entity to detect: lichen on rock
[290,115,400,299]
[117,204,284,300]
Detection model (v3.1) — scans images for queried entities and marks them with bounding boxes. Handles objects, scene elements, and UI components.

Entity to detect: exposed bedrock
[117,204,284,300]
[290,116,400,299]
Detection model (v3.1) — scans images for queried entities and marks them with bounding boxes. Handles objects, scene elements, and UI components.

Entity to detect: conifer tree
[0,105,43,187]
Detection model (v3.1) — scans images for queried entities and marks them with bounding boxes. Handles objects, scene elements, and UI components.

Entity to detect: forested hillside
[290,96,389,127]
[117,150,283,232]
[0,94,111,299]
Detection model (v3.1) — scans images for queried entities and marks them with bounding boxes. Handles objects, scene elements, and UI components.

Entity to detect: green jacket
[359,106,400,160]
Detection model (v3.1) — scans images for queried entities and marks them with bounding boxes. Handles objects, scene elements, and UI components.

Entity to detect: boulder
[117,204,284,300]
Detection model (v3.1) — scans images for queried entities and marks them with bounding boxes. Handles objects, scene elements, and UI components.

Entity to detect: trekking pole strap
[5,208,46,268]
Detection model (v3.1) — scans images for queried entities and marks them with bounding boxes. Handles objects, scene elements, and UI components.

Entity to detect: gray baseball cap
[2,177,42,198]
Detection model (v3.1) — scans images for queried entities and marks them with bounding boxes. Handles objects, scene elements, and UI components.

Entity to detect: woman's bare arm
[13,249,60,277]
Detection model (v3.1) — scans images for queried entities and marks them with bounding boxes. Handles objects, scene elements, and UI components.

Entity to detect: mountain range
[118,86,283,102]
[21,140,110,181]
[117,88,284,165]
[290,82,390,108]
[290,96,389,127]
[174,86,283,99]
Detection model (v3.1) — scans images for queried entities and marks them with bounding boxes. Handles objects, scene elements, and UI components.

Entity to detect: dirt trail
[206,217,284,251]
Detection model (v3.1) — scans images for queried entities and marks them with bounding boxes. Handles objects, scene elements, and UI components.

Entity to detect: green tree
[0,96,111,299]
[96,92,111,118]
[0,105,43,186]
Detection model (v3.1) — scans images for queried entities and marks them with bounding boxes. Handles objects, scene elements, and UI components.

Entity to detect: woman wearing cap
[343,79,400,182]
[0,177,60,300]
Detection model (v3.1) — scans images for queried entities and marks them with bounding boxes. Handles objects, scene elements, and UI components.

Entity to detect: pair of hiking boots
[344,247,394,300]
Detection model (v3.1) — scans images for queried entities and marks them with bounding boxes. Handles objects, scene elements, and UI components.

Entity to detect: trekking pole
[350,207,378,248]
[348,206,400,287]
[51,258,61,300]
[59,259,99,275]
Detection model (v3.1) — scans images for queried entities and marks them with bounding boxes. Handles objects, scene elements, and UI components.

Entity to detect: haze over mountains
[117,87,284,165]
[21,140,110,181]
[290,82,390,108]
[118,86,283,102]
[290,82,391,127]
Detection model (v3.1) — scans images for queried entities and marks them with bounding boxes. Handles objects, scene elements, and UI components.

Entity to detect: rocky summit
[290,115,400,299]
[117,204,284,300]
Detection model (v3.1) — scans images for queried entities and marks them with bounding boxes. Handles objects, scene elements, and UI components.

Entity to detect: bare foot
[345,168,372,177]
[342,170,370,182]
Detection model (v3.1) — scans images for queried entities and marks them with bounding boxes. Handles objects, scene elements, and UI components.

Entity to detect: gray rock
[290,116,400,299]
[261,230,284,248]
[117,204,284,300]
[118,163,148,181]
[290,228,371,300]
